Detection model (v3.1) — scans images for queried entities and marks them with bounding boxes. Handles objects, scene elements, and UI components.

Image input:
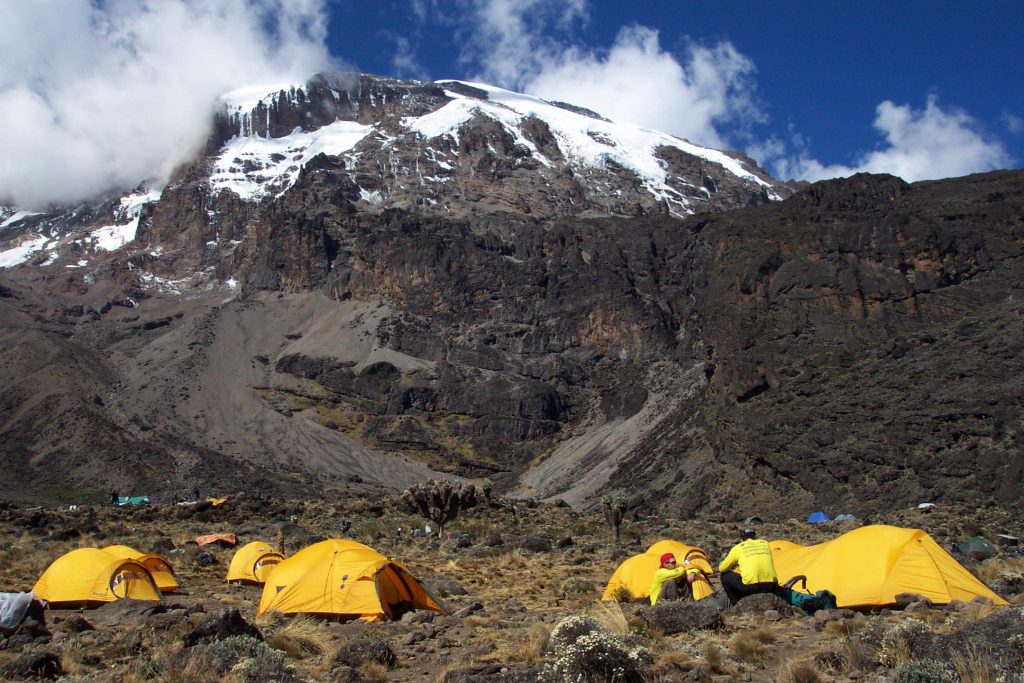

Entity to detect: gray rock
[643,601,724,635]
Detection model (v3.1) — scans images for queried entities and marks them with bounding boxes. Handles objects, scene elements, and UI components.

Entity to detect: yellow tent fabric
[769,525,1008,608]
[258,539,446,622]
[603,540,716,602]
[226,541,286,585]
[32,548,162,607]
[101,545,180,593]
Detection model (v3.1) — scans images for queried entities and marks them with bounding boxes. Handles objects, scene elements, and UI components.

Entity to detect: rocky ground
[0,494,1021,682]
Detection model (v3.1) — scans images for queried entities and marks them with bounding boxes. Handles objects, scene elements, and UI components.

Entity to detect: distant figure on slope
[649,552,699,605]
[109,490,119,507]
[718,529,781,605]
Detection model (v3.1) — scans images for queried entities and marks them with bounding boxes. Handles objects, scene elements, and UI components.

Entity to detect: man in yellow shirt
[649,553,701,605]
[718,529,781,605]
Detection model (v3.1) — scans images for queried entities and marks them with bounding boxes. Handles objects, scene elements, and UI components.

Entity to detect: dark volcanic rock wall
[2,170,1022,517]
[246,170,1024,517]
[619,172,1024,518]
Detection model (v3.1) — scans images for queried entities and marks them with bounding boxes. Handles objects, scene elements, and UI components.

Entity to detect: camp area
[0,495,1021,682]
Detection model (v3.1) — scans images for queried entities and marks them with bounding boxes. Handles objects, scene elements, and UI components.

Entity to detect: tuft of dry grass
[256,614,333,659]
[358,661,391,681]
[960,600,999,623]
[729,628,777,663]
[972,556,1024,585]
[823,614,867,638]
[702,640,725,673]
[479,619,552,665]
[58,639,88,676]
[175,651,225,683]
[776,659,823,683]
[464,614,497,629]
[654,649,695,670]
[512,621,552,663]
[587,599,629,636]
[951,643,997,683]
[841,637,875,673]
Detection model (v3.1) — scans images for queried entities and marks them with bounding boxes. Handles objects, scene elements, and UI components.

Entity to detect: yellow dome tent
[32,548,162,607]
[226,541,286,585]
[101,545,181,593]
[769,525,1008,609]
[603,540,716,602]
[257,539,446,622]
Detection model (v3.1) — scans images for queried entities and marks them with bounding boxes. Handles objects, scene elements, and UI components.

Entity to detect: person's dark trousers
[657,578,683,603]
[721,571,780,605]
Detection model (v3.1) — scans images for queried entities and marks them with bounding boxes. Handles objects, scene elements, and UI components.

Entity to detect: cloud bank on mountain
[0,0,334,209]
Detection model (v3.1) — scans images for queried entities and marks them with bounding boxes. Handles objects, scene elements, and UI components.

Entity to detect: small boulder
[443,663,547,682]
[894,593,932,608]
[643,600,724,635]
[726,592,793,615]
[452,601,484,618]
[517,535,552,553]
[329,637,396,670]
[183,608,261,647]
[55,615,93,633]
[424,577,469,598]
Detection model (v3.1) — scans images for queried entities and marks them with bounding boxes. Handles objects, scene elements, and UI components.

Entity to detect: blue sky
[325,0,1023,182]
[1,0,1020,208]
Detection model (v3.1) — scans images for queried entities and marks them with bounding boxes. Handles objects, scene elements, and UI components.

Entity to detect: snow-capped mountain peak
[207,72,786,216]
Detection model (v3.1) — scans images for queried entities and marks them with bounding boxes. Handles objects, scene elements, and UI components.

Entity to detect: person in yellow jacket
[649,553,701,605]
[718,529,781,605]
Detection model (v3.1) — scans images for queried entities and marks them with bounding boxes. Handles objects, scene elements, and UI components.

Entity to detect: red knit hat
[659,552,676,567]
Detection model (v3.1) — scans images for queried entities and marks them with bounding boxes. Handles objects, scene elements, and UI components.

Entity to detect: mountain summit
[209,72,787,216]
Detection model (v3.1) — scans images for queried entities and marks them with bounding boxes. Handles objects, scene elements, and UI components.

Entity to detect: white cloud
[527,28,760,150]
[456,0,760,151]
[457,0,589,88]
[772,96,1013,182]
[0,0,334,210]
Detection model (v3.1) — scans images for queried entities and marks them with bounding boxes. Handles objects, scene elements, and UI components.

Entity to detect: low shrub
[561,577,596,595]
[893,658,957,683]
[878,619,932,668]
[545,614,652,682]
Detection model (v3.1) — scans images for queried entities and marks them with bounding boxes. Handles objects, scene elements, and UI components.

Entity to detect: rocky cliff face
[0,72,1020,519]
